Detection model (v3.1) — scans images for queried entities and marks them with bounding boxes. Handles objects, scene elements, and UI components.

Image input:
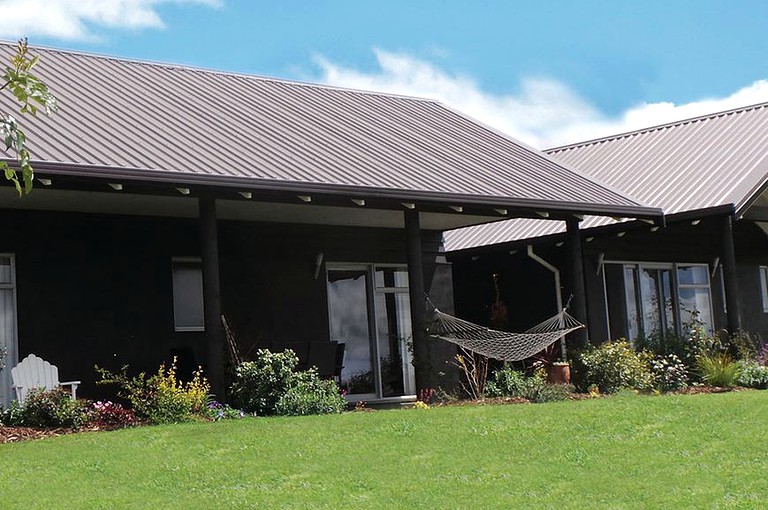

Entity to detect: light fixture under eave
[616,231,626,238]
[536,211,549,218]
[38,178,52,186]
[494,208,508,215]
[691,219,701,226]
[450,205,464,213]
[351,198,365,206]
[298,195,312,203]
[650,226,660,232]
[108,183,123,191]
[401,202,416,210]
[176,187,190,195]
[586,237,594,242]
[238,191,252,199]
[555,242,564,247]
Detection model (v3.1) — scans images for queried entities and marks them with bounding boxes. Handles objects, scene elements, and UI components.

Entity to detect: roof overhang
[11,160,663,230]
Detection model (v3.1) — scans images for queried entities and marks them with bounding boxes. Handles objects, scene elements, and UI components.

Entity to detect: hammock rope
[427,306,584,362]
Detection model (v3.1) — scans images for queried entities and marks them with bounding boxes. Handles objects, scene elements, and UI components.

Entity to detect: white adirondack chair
[10,354,81,404]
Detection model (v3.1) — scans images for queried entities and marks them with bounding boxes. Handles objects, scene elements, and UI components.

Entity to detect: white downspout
[526,245,567,359]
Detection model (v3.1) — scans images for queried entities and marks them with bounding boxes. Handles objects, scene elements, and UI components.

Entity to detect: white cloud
[0,0,220,41]
[313,49,768,148]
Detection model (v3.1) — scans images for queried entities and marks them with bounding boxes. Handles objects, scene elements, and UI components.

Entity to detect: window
[172,258,205,332]
[760,266,768,313]
[606,262,714,341]
[0,255,18,406]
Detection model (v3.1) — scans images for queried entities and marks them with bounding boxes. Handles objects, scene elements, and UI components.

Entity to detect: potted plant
[534,343,571,384]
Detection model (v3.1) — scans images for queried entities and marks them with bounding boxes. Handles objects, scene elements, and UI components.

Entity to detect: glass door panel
[327,269,375,396]
[638,266,677,337]
[374,292,414,397]
[660,268,676,335]
[623,266,640,341]
[639,267,662,336]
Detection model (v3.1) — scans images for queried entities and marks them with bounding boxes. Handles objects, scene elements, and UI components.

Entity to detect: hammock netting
[428,307,584,362]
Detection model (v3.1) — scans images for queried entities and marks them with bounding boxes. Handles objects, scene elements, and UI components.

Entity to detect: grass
[2,391,767,509]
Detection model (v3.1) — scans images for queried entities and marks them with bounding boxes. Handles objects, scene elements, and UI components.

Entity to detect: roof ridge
[546,100,768,154]
[0,40,437,104]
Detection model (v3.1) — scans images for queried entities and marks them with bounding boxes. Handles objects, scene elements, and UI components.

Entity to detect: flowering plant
[91,400,136,428]
[650,354,689,392]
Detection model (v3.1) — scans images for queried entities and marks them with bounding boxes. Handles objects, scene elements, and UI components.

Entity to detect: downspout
[526,245,566,360]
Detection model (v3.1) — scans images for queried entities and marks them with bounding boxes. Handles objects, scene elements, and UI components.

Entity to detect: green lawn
[1,391,767,509]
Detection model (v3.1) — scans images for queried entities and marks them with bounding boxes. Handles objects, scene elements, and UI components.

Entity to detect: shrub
[696,352,741,387]
[0,346,6,374]
[634,331,688,363]
[580,340,653,394]
[650,354,689,392]
[91,401,136,429]
[229,349,300,415]
[485,366,572,403]
[230,349,347,416]
[737,361,768,389]
[96,358,211,424]
[203,401,245,421]
[275,370,348,416]
[485,366,528,398]
[3,388,90,429]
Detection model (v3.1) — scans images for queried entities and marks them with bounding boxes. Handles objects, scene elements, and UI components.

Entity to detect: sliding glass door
[327,264,415,400]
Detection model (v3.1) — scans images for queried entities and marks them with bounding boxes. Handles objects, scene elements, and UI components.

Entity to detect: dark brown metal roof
[0,43,660,220]
[445,101,768,251]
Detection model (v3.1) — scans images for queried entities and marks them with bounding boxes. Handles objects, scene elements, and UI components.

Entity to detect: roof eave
[26,160,664,221]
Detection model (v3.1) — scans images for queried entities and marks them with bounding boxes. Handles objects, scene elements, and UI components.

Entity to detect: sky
[1,0,767,148]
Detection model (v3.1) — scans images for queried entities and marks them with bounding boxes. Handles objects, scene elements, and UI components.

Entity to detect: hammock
[427,307,584,362]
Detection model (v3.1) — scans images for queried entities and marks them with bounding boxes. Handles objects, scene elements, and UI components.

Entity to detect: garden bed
[0,426,74,443]
[2,385,749,444]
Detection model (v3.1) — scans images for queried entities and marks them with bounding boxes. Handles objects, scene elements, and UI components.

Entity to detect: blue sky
[1,0,767,147]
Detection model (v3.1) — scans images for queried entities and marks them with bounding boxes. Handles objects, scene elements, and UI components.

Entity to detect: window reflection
[327,269,375,395]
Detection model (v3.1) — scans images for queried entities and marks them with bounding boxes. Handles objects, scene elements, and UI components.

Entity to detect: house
[446,102,768,352]
[0,43,661,405]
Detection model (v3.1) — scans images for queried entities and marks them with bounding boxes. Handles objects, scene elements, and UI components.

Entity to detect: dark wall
[451,248,562,333]
[5,208,452,398]
[733,220,768,341]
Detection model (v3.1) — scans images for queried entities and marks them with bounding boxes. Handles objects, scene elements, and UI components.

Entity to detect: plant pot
[546,363,571,384]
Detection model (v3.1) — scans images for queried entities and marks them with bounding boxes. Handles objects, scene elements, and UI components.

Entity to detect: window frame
[604,260,715,340]
[0,254,19,407]
[171,257,205,332]
[759,266,768,313]
[325,262,415,401]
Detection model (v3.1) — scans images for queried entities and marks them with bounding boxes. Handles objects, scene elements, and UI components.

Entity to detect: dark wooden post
[200,198,225,399]
[405,209,430,391]
[722,214,742,334]
[566,218,589,348]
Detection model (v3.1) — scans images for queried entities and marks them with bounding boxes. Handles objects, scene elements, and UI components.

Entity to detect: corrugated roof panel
[0,43,659,219]
[445,102,768,251]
